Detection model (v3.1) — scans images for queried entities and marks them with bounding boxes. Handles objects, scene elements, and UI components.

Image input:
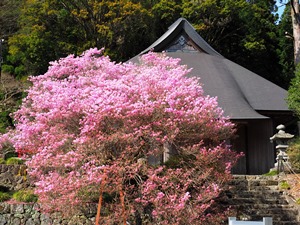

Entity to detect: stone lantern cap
[270,124,294,143]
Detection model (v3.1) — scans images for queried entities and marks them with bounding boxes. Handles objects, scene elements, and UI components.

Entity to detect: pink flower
[2,48,238,224]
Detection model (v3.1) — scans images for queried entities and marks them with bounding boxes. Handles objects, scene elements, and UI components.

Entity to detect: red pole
[119,187,127,225]
[95,178,106,225]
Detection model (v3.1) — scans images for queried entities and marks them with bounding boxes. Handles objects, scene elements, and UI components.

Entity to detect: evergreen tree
[288,64,300,115]
[0,0,22,39]
[278,4,295,89]
[0,0,23,71]
[182,0,284,87]
[151,0,182,37]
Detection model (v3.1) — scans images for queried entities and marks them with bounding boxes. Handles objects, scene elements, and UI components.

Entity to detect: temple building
[129,18,295,174]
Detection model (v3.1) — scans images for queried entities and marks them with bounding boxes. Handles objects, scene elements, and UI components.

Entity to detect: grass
[279,181,291,190]
[0,189,38,203]
[0,156,24,165]
[0,158,5,164]
[12,189,38,203]
[263,170,278,176]
[6,157,23,165]
[0,191,11,202]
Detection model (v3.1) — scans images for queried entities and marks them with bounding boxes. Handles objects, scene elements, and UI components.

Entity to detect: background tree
[151,0,182,37]
[5,0,154,76]
[0,0,22,39]
[182,0,284,87]
[5,0,77,77]
[1,0,295,88]
[290,0,300,64]
[0,0,27,134]
[278,3,295,88]
[288,64,300,115]
[0,0,23,74]
[2,49,238,224]
[59,0,154,60]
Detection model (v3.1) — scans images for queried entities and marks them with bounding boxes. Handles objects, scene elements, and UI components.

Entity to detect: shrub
[4,152,18,160]
[0,158,5,164]
[0,138,17,160]
[12,189,38,202]
[279,181,291,190]
[287,138,300,172]
[263,170,278,176]
[0,191,11,202]
[1,49,238,224]
[14,65,26,79]
[2,65,15,75]
[6,157,23,165]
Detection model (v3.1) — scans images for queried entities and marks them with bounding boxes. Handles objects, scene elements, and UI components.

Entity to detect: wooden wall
[247,119,274,174]
[232,119,275,175]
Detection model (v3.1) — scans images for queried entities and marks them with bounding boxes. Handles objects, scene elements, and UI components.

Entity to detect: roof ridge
[140,18,223,57]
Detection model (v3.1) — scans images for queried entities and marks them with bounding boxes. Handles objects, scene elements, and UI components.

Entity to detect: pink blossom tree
[3,48,238,224]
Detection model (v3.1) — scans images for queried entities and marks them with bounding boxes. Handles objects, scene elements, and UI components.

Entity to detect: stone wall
[0,164,98,224]
[0,164,30,191]
[0,203,96,225]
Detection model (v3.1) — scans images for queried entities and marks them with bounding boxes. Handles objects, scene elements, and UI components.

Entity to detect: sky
[276,0,286,19]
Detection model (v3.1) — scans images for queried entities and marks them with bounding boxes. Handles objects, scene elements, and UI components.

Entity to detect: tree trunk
[291,0,300,64]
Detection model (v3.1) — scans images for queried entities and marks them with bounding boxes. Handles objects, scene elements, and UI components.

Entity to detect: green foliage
[151,0,182,36]
[263,170,278,176]
[0,191,11,202]
[0,0,21,36]
[182,0,286,88]
[164,155,181,168]
[77,186,100,203]
[12,189,38,203]
[1,0,294,89]
[4,152,18,160]
[279,180,291,190]
[1,141,16,160]
[288,65,300,117]
[6,0,155,77]
[164,153,196,169]
[14,65,26,79]
[6,157,23,165]
[2,65,15,75]
[0,73,29,137]
[0,158,5,164]
[277,4,295,89]
[287,137,300,172]
[0,111,13,133]
[296,198,300,204]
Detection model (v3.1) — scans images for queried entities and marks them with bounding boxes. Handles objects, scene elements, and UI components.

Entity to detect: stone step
[230,178,279,187]
[235,203,296,211]
[235,214,298,223]
[232,206,298,221]
[228,197,289,205]
[231,218,299,225]
[274,222,300,225]
[228,190,286,199]
[226,175,300,224]
[232,175,279,181]
[229,186,279,192]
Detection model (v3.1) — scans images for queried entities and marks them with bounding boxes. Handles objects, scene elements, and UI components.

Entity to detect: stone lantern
[270,124,294,173]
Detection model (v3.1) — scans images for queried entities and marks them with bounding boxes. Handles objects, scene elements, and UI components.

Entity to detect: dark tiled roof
[129,18,290,119]
[140,18,222,57]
